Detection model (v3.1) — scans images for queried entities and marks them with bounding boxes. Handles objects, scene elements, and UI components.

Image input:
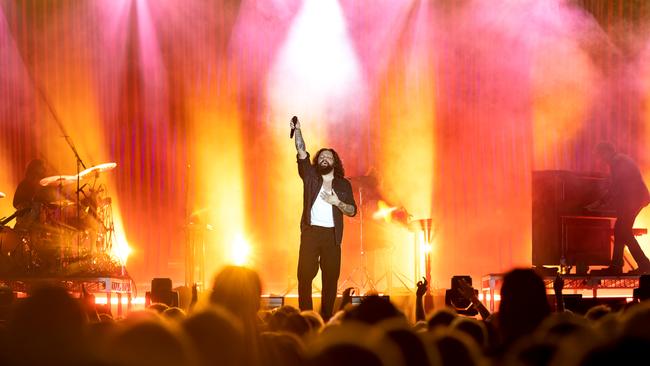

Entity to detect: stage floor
[0,274,134,316]
[481,273,641,312]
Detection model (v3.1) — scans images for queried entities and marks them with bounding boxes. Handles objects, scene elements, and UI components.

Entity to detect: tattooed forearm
[294,128,306,152]
[337,201,355,216]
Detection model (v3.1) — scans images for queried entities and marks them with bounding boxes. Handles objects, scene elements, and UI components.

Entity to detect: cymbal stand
[35,79,87,258]
[282,275,323,297]
[185,221,209,290]
[374,243,415,294]
[338,186,377,294]
[55,179,67,272]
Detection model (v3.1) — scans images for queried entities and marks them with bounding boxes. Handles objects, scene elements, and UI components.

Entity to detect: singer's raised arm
[292,118,307,159]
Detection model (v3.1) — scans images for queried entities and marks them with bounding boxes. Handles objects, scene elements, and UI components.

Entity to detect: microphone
[290,116,298,139]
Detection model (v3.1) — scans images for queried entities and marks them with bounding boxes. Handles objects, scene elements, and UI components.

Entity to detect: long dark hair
[25,159,46,179]
[312,148,345,178]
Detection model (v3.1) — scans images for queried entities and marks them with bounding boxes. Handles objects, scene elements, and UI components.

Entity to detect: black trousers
[612,205,650,269]
[297,225,340,320]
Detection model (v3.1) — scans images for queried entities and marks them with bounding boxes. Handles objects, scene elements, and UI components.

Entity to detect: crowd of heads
[0,267,649,365]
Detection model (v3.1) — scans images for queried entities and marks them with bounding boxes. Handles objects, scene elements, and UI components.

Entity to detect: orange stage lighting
[373,200,398,222]
[230,234,252,267]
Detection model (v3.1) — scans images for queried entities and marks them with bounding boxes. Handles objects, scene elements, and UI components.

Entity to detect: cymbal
[79,162,117,178]
[39,175,78,187]
[0,192,5,198]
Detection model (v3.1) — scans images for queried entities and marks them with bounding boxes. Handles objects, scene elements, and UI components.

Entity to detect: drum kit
[0,162,119,276]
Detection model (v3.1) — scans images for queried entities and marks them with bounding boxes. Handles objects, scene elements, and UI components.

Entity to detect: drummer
[12,159,64,232]
[13,159,49,210]
[13,159,54,210]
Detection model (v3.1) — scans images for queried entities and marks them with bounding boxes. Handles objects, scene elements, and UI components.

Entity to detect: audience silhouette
[0,265,646,366]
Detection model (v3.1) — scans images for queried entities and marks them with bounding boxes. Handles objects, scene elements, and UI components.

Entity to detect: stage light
[373,200,398,222]
[410,219,435,286]
[111,231,132,266]
[268,0,364,124]
[94,296,145,305]
[146,278,179,307]
[231,234,251,266]
[478,293,501,302]
[110,207,132,266]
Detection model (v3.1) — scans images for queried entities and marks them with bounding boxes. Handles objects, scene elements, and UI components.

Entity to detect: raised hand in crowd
[554,274,565,312]
[415,277,428,321]
[189,283,198,312]
[457,278,491,320]
[338,287,355,311]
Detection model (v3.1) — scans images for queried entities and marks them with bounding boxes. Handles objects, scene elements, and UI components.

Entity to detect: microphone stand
[36,85,88,263]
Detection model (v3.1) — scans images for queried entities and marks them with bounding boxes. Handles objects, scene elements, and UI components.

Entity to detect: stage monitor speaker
[152,278,172,293]
[149,278,179,307]
[445,275,478,316]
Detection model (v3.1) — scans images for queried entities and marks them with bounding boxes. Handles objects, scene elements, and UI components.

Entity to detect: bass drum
[0,226,20,257]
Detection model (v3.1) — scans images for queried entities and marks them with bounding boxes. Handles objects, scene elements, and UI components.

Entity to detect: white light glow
[268,0,365,124]
[231,234,251,266]
[373,200,398,221]
[109,201,132,266]
[94,296,145,305]
[478,294,502,302]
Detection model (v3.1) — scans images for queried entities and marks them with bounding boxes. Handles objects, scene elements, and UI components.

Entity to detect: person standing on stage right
[587,142,650,275]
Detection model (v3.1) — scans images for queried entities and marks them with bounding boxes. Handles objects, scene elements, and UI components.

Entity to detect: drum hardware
[6,80,123,276]
[1,207,31,226]
[0,226,20,257]
[1,162,120,276]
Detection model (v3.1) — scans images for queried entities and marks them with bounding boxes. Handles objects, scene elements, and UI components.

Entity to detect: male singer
[290,117,357,320]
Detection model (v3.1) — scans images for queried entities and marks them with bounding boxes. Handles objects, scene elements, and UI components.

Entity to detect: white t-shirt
[310,186,335,227]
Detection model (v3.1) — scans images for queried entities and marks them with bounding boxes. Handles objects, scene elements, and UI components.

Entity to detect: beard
[317,163,334,175]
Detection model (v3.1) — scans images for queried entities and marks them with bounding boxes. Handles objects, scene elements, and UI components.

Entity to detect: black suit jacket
[297,153,357,245]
